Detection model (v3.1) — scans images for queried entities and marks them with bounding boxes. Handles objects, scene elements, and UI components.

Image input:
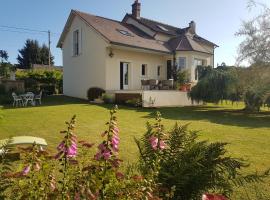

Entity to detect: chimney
[132,0,141,19]
[189,21,196,34]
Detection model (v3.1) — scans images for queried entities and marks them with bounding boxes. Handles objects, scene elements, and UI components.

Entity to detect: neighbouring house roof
[57,10,218,55]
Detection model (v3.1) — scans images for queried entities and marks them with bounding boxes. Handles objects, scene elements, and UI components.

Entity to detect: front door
[120,62,129,90]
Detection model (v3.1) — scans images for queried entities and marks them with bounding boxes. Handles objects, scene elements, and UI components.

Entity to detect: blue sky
[0,0,269,67]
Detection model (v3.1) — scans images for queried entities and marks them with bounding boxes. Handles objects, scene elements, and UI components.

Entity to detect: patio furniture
[12,92,24,107]
[160,79,174,90]
[23,92,35,106]
[149,79,159,90]
[35,91,42,105]
[141,79,149,90]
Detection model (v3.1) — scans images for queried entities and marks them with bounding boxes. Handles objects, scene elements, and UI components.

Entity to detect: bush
[102,93,114,104]
[0,108,166,200]
[87,87,105,101]
[135,112,269,200]
[0,84,6,95]
[125,98,142,107]
[40,85,56,96]
[16,69,63,95]
[0,94,12,105]
[244,89,264,112]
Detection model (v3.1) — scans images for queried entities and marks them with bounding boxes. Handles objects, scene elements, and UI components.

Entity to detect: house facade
[57,0,218,100]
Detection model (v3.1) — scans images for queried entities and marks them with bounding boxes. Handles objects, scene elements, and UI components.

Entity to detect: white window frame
[177,57,186,70]
[72,29,82,57]
[157,65,161,77]
[141,64,148,77]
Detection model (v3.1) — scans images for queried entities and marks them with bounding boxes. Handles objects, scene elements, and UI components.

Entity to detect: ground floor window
[142,64,147,77]
[157,66,161,77]
[177,57,186,70]
[194,59,204,80]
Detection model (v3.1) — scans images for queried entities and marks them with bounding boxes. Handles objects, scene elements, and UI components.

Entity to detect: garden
[1,96,270,199]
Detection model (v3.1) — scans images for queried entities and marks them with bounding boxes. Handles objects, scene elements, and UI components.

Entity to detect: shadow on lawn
[150,106,270,129]
[95,104,270,129]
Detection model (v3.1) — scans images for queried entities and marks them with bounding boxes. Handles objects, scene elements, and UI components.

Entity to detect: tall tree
[17,39,54,69]
[0,50,8,63]
[40,44,54,65]
[236,1,270,64]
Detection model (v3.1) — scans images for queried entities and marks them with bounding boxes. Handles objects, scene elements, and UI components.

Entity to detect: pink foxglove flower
[22,165,31,176]
[202,194,228,200]
[149,136,166,150]
[34,163,41,171]
[149,136,158,150]
[159,140,166,150]
[103,149,111,160]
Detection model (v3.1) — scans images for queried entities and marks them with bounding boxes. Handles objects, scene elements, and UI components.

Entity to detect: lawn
[1,96,270,198]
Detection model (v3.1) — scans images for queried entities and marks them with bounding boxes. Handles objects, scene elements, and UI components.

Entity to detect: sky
[0,0,269,67]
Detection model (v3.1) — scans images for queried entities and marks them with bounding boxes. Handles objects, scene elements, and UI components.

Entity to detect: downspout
[173,50,177,80]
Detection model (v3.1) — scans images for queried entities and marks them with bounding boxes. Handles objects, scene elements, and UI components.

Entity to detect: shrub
[87,87,105,101]
[40,85,56,95]
[16,69,63,95]
[135,112,269,200]
[244,89,264,112]
[102,93,114,104]
[125,98,142,107]
[0,84,6,95]
[0,94,12,105]
[0,107,164,199]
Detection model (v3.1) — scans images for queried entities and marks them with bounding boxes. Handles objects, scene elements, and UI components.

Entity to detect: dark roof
[57,10,171,53]
[57,10,218,54]
[126,14,182,36]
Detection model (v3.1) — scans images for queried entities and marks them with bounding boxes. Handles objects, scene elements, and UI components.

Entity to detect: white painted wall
[176,51,213,82]
[142,91,200,107]
[105,48,167,90]
[62,16,109,99]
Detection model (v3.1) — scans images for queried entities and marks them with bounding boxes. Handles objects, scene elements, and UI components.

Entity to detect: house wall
[105,48,167,90]
[62,16,109,99]
[142,91,201,107]
[176,51,213,82]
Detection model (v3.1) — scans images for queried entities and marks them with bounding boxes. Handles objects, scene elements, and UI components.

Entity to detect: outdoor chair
[160,80,174,90]
[24,92,35,107]
[35,91,42,105]
[12,92,24,107]
[149,79,159,90]
[141,80,150,90]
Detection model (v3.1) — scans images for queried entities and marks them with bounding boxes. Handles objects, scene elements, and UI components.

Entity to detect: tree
[189,66,239,104]
[236,1,270,64]
[0,50,8,63]
[17,39,54,69]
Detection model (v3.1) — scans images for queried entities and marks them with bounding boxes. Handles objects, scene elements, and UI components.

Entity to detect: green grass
[1,96,270,198]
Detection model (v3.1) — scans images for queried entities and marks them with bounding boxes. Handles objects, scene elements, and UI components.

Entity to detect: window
[141,64,147,76]
[157,25,168,32]
[177,57,186,70]
[157,66,161,76]
[117,29,133,37]
[194,59,204,80]
[73,29,80,56]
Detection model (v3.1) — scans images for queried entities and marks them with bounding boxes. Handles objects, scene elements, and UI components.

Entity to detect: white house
[57,0,218,106]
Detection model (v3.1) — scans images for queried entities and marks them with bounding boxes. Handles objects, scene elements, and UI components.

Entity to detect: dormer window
[156,25,168,32]
[117,29,133,37]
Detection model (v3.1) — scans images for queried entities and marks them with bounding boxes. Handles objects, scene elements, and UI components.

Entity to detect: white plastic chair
[24,92,35,106]
[12,92,24,107]
[35,91,42,105]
